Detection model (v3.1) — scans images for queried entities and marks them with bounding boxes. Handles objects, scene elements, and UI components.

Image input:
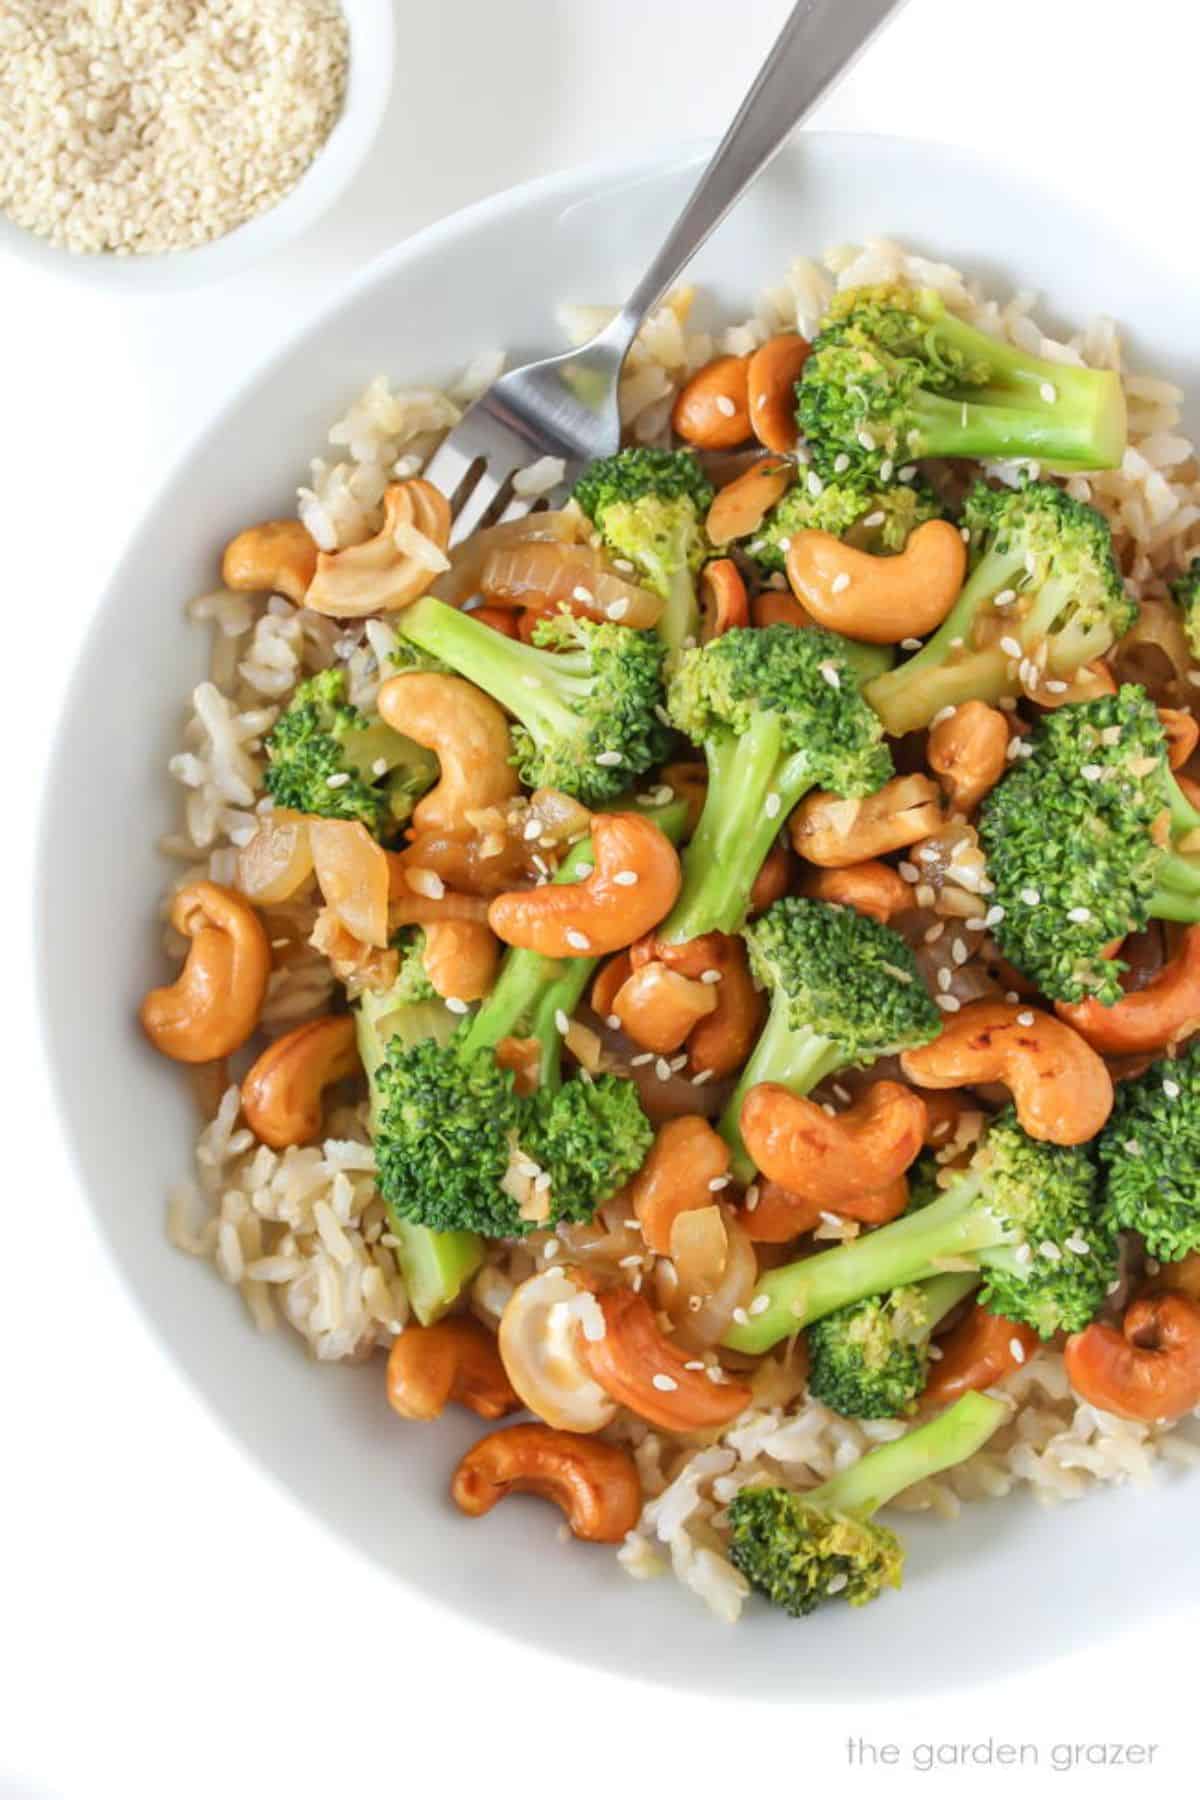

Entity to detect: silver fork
[424,0,909,544]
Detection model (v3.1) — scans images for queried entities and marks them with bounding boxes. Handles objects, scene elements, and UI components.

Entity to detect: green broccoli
[727,1391,1008,1617]
[394,597,669,804]
[796,283,1126,484]
[718,898,941,1182]
[748,472,944,574]
[388,929,438,1006]
[725,1109,1116,1354]
[263,667,438,836]
[657,627,892,946]
[979,685,1200,1004]
[1099,1039,1200,1262]
[864,480,1134,736]
[572,447,714,655]
[1169,559,1200,663]
[806,1271,979,1419]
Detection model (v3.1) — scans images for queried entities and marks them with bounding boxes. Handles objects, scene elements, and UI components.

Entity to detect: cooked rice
[162,237,1200,1619]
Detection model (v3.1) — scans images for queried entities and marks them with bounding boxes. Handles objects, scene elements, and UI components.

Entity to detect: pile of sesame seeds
[0,0,349,256]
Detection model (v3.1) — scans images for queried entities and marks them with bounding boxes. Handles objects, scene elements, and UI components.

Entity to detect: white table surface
[6,2,1198,1795]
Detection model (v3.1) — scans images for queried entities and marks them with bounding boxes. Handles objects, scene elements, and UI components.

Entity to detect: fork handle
[602,0,908,355]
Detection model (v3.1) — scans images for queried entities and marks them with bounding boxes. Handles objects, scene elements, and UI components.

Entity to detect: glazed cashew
[611,961,717,1054]
[582,1290,752,1431]
[497,1269,617,1432]
[377,671,519,835]
[630,1116,731,1255]
[739,1081,927,1206]
[591,951,633,1022]
[699,558,751,639]
[747,332,811,453]
[488,813,682,958]
[752,588,811,630]
[790,774,944,868]
[1065,1292,1200,1423]
[1152,1250,1200,1305]
[419,920,500,1004]
[705,457,792,547]
[901,999,1113,1146]
[670,354,751,450]
[451,1422,642,1542]
[921,1304,1039,1409]
[472,604,520,639]
[221,518,317,603]
[799,859,911,924]
[748,840,793,915]
[1159,706,1199,771]
[386,1317,518,1422]
[140,881,270,1064]
[305,480,452,617]
[240,1015,359,1148]
[687,934,765,1079]
[742,1175,910,1243]
[927,701,1010,815]
[1055,925,1200,1056]
[785,521,967,644]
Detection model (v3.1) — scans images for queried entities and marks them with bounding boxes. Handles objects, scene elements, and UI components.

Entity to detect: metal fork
[424,0,908,543]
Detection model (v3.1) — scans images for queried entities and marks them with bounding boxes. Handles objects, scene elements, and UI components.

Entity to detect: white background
[5,2,1198,1796]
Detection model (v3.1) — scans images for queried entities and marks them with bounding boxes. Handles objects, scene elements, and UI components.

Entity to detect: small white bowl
[0,0,393,293]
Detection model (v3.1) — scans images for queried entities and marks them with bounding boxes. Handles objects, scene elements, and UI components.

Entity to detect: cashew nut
[1056,925,1200,1056]
[785,521,967,644]
[581,1289,751,1431]
[790,774,944,868]
[240,1014,359,1148]
[687,934,765,1079]
[747,332,811,453]
[705,457,792,547]
[742,1175,910,1243]
[901,999,1113,1146]
[748,839,793,916]
[1065,1292,1200,1423]
[752,588,811,630]
[497,1269,616,1432]
[472,604,521,639]
[221,518,317,603]
[739,1080,928,1205]
[386,1317,518,1421]
[611,961,717,1054]
[921,1303,1039,1409]
[305,481,452,617]
[799,859,911,924]
[377,671,519,835]
[419,920,500,1004]
[488,813,682,958]
[670,354,751,450]
[140,881,270,1064]
[630,1116,731,1255]
[591,951,633,1022]
[699,557,751,640]
[451,1422,642,1542]
[927,700,1011,815]
[1159,706,1199,771]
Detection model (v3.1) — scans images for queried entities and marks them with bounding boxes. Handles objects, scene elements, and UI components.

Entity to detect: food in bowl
[146,238,1200,1625]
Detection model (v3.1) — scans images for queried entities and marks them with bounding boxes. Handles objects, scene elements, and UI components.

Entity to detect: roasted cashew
[377,671,519,835]
[451,1422,642,1542]
[488,813,682,958]
[687,934,765,1079]
[699,558,751,639]
[799,859,911,924]
[705,457,792,547]
[591,951,633,1022]
[785,520,967,644]
[419,920,500,1004]
[140,881,270,1064]
[386,1317,518,1422]
[497,1269,616,1432]
[927,701,1010,815]
[747,333,811,453]
[742,1175,910,1243]
[1056,925,1200,1055]
[670,354,751,450]
[1065,1292,1200,1423]
[611,961,717,1054]
[752,588,811,630]
[921,1304,1039,1409]
[472,604,520,639]
[748,840,793,915]
[582,1289,751,1431]
[631,1115,731,1255]
[1159,706,1199,771]
[305,480,452,617]
[790,774,944,868]
[240,1015,359,1148]
[221,518,317,603]
[901,999,1113,1146]
[739,1080,927,1204]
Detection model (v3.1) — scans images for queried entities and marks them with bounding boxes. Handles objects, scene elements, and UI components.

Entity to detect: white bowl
[37,134,1200,1697]
[0,0,393,292]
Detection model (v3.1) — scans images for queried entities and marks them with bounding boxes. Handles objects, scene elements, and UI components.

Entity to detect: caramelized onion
[656,1204,758,1350]
[432,511,586,607]
[481,543,662,629]
[669,1204,729,1295]
[236,809,314,904]
[308,818,390,947]
[1111,598,1194,706]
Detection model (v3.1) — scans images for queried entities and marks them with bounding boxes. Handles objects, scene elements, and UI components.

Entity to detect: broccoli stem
[660,565,701,658]
[719,1004,847,1183]
[809,1391,1009,1515]
[398,596,586,744]
[1148,774,1200,917]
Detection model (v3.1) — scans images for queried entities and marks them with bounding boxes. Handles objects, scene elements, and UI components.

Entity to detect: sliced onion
[432,511,586,607]
[657,1204,758,1350]
[236,809,314,905]
[481,543,662,629]
[669,1203,729,1295]
[308,818,390,947]
[1111,598,1194,704]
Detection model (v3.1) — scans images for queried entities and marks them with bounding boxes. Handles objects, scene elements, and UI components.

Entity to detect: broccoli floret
[1099,1040,1200,1262]
[748,473,944,574]
[658,627,893,946]
[979,685,1200,1004]
[864,480,1134,736]
[1170,559,1200,663]
[725,1109,1116,1353]
[263,668,438,836]
[395,596,669,804]
[727,1391,1008,1617]
[572,448,714,655]
[796,283,1126,485]
[806,1271,980,1419]
[389,929,438,1006]
[718,898,940,1181]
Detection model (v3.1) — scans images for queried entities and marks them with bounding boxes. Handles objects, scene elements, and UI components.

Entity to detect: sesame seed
[691,1068,715,1086]
[595,749,623,768]
[1009,1337,1027,1364]
[749,1295,771,1316]
[924,922,946,945]
[936,994,961,1013]
[700,968,722,985]
[857,430,876,451]
[930,705,957,728]
[1020,887,1041,906]
[670,1054,688,1072]
[655,1058,672,1082]
[1044,679,1068,694]
[1000,636,1023,659]
[444,997,469,1015]
[613,558,635,573]
[554,1009,570,1035]
[731,1307,749,1326]
[1039,381,1058,404]
[899,464,917,482]
[705,1364,727,1382]
[1080,764,1103,782]
[1066,906,1091,924]
[937,967,953,992]
[684,1361,706,1372]
[543,1239,560,1260]
[604,1013,621,1032]
[715,396,737,418]
[1064,1235,1091,1256]
[1106,1278,1122,1295]
[899,862,919,882]
[984,904,1006,927]
[862,510,886,528]
[1124,1139,1142,1156]
[961,525,971,542]
[1016,1010,1035,1026]
[1163,1078,1181,1099]
[833,453,851,474]
[708,1175,731,1191]
[993,588,1018,608]
[1015,1243,1034,1266]
[325,772,350,789]
[613,869,639,887]
[951,937,969,965]
[565,929,591,951]
[831,572,852,594]
[573,585,594,603]
[901,637,923,650]
[915,884,936,910]
[832,1083,852,1104]
[765,790,783,818]
[806,470,824,497]
[607,597,630,621]
[574,862,593,878]
[523,817,543,841]
[1039,1240,1062,1262]
[818,661,841,689]
[879,458,894,483]
[630,1052,654,1066]
[826,1573,849,1595]
[371,758,389,777]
